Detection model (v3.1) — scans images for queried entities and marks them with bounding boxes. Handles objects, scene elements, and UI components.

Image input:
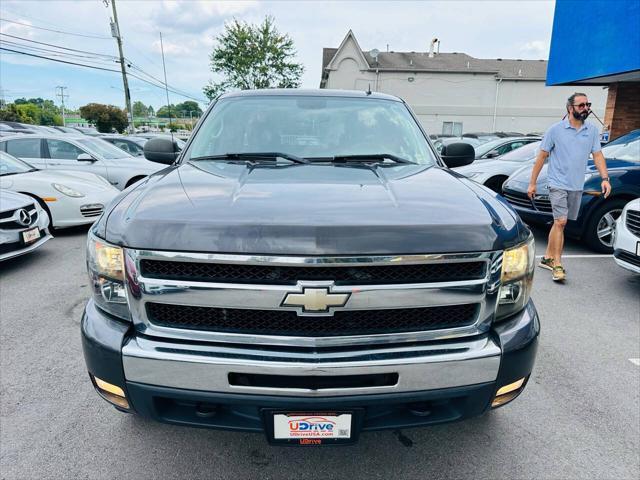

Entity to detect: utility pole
[106,0,134,132]
[55,86,69,126]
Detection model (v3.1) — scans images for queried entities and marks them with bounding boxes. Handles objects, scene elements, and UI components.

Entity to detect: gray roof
[322,47,547,81]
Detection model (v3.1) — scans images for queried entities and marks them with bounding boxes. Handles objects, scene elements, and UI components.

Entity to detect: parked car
[132,133,186,150]
[0,189,52,261]
[433,136,484,154]
[52,126,82,134]
[70,126,100,136]
[472,136,541,160]
[81,89,539,444]
[100,135,147,157]
[603,129,640,147]
[454,141,541,192]
[612,198,640,273]
[0,151,119,229]
[502,136,640,252]
[0,135,168,190]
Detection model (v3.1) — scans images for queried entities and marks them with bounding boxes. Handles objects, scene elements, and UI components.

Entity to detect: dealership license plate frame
[21,228,40,244]
[262,409,363,446]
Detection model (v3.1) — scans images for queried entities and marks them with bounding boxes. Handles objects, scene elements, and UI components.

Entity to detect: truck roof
[219,88,403,102]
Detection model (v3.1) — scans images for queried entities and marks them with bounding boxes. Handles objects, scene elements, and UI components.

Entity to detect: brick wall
[603,82,640,139]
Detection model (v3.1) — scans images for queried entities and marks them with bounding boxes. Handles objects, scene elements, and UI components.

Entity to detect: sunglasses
[572,102,592,109]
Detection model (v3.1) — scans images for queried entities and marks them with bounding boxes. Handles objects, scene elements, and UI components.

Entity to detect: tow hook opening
[90,374,131,410]
[491,376,528,408]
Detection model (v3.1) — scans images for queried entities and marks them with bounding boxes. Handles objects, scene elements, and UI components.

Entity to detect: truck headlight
[87,233,130,320]
[495,235,535,321]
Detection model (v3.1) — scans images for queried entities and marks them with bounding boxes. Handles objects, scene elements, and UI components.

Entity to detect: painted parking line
[629,358,640,366]
[535,254,612,259]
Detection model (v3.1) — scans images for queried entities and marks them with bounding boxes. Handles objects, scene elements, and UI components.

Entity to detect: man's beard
[572,110,590,121]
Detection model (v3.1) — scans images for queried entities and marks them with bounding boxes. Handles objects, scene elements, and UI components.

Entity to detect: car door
[45,138,108,179]
[3,137,47,169]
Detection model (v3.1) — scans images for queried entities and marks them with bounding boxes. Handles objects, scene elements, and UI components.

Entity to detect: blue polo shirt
[540,119,601,191]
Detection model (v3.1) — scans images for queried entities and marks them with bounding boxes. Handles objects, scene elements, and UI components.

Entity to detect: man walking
[528,93,611,282]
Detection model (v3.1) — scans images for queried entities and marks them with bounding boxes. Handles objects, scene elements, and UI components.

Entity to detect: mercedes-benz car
[0,189,52,261]
[613,198,640,273]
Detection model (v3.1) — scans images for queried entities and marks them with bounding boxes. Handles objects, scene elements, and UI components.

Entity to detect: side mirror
[440,143,475,168]
[77,153,96,162]
[485,150,500,158]
[143,137,179,165]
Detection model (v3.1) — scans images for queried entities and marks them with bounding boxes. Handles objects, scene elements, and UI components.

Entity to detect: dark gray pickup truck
[82,89,539,445]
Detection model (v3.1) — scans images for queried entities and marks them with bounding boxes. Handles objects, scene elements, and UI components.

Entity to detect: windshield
[602,137,640,161]
[187,95,436,165]
[474,138,514,157]
[77,138,131,159]
[0,150,34,175]
[498,141,540,161]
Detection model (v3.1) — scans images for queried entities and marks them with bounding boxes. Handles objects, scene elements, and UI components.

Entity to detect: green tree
[203,16,304,100]
[174,101,203,117]
[132,100,148,118]
[79,103,128,133]
[0,104,23,122]
[147,105,155,117]
[156,104,175,118]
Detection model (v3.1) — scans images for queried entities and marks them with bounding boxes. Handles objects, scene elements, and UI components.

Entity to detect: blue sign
[547,0,640,85]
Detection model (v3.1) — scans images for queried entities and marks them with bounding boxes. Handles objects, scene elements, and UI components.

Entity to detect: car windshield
[77,138,131,159]
[187,95,435,165]
[498,141,541,161]
[602,137,640,161]
[474,138,514,157]
[0,151,35,175]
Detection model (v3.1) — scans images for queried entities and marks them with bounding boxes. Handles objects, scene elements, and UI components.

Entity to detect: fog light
[492,377,526,408]
[92,375,130,410]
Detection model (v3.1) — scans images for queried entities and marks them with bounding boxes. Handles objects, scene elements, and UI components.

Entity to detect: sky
[0,0,556,112]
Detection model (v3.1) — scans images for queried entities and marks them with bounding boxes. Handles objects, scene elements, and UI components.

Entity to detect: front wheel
[583,199,626,253]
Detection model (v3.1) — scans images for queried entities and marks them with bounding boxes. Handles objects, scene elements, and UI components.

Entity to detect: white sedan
[0,134,168,190]
[613,198,640,274]
[0,151,119,229]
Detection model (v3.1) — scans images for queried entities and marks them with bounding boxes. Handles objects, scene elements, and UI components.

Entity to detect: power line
[1,47,207,103]
[0,17,112,39]
[0,32,118,60]
[0,32,206,103]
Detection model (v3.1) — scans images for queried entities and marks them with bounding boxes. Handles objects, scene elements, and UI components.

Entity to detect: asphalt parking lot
[1,224,639,480]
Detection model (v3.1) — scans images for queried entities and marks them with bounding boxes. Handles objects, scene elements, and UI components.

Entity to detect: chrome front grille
[0,207,38,230]
[503,191,533,210]
[80,204,104,218]
[124,250,503,347]
[626,210,640,237]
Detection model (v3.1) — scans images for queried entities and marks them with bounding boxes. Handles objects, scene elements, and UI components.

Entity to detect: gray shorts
[549,187,582,221]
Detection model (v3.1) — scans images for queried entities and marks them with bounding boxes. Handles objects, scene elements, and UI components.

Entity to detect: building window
[442,122,463,136]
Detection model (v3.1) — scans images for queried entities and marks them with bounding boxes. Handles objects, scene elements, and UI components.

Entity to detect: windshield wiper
[312,154,416,164]
[189,152,309,164]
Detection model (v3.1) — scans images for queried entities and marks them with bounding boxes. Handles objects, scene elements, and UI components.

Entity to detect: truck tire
[583,198,626,253]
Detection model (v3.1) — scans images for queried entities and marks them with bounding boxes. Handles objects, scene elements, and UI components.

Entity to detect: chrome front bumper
[122,333,501,397]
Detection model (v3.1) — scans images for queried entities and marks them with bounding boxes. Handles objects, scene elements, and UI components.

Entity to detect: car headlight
[87,233,130,320]
[52,183,85,198]
[495,234,535,321]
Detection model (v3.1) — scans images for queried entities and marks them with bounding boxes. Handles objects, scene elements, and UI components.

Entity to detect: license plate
[266,411,356,445]
[22,228,40,244]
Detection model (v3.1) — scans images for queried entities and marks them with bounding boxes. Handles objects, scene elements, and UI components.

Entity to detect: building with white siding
[320,31,607,135]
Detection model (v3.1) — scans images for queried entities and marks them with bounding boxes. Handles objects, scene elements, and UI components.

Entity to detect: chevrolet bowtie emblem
[282,287,350,313]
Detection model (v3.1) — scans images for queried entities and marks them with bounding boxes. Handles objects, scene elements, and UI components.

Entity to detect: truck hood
[101,162,524,255]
